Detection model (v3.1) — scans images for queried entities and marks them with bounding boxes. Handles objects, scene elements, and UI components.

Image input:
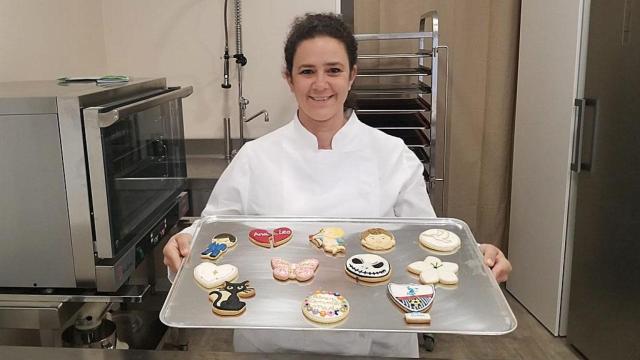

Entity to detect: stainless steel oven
[0,78,192,291]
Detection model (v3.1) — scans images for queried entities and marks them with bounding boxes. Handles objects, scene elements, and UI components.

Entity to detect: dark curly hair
[284,13,358,76]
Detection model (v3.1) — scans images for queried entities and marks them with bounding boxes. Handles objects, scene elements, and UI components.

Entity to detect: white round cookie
[419,229,461,252]
[302,291,350,324]
[193,262,238,289]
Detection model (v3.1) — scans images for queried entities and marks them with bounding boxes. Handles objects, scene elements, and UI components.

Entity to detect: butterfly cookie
[271,258,319,282]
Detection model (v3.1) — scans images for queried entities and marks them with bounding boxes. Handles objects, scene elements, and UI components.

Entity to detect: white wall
[1,0,338,139]
[0,0,107,81]
[101,0,338,139]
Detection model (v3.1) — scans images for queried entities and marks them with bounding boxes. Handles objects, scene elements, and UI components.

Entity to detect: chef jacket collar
[291,109,361,151]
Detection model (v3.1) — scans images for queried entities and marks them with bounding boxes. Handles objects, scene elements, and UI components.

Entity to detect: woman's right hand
[163,233,193,273]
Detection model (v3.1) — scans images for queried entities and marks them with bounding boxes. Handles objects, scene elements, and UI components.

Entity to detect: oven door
[83,86,192,259]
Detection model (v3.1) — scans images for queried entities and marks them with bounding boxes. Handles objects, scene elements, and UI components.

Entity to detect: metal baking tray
[356,97,431,113]
[358,112,430,130]
[160,216,516,335]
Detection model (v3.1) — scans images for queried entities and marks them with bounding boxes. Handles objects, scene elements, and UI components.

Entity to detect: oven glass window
[101,99,186,254]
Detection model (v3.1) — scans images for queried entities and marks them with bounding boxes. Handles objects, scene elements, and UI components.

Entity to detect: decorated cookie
[407,256,459,285]
[248,227,294,248]
[345,254,391,283]
[201,233,237,260]
[271,258,319,282]
[272,227,293,247]
[419,229,461,252]
[360,228,396,251]
[302,290,350,324]
[309,227,346,255]
[193,262,239,289]
[249,228,272,248]
[388,283,435,324]
[208,280,255,316]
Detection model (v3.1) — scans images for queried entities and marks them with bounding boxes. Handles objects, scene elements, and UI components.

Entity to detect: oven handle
[98,86,193,127]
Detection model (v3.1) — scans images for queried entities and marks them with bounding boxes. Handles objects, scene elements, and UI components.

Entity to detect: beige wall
[101,0,338,139]
[0,0,107,81]
[354,1,520,249]
[0,0,338,138]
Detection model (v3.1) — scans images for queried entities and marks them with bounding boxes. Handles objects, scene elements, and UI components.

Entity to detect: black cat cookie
[208,280,256,316]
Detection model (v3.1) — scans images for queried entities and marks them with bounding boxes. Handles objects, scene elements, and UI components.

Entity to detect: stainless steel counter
[0,346,404,360]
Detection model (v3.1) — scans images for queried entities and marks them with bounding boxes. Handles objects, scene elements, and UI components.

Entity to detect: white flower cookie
[407,256,459,285]
[419,229,461,252]
[193,262,239,289]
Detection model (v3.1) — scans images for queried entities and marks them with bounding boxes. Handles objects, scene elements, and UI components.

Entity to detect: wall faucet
[245,109,269,123]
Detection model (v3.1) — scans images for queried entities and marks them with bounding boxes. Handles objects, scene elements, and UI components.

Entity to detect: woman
[164,13,511,357]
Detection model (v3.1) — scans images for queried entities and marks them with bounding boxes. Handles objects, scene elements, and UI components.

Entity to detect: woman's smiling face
[286,36,356,127]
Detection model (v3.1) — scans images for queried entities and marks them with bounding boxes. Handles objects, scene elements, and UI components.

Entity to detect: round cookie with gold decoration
[302,290,350,324]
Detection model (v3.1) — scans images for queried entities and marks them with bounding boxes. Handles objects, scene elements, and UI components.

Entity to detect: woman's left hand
[479,244,512,283]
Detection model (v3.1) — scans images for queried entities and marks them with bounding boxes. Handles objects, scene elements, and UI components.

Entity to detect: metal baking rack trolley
[160,216,516,335]
[353,11,449,215]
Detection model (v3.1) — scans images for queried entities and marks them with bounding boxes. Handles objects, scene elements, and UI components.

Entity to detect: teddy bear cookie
[419,229,461,252]
[201,233,237,260]
[271,258,319,282]
[249,227,293,248]
[407,256,459,285]
[345,254,392,283]
[360,228,396,251]
[388,283,435,324]
[309,227,346,255]
[193,262,239,289]
[208,280,255,316]
[302,290,350,324]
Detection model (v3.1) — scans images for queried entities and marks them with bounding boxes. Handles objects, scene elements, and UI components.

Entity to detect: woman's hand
[479,244,512,283]
[163,233,193,273]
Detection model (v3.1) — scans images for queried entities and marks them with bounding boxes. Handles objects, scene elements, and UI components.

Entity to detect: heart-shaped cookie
[249,227,294,248]
[249,229,272,248]
[272,227,293,247]
[193,262,238,289]
[387,283,435,313]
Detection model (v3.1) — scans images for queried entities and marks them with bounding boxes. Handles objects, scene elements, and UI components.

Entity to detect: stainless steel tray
[160,216,516,335]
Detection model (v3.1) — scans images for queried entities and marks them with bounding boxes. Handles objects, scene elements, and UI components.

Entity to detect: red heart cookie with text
[272,227,293,247]
[249,229,272,248]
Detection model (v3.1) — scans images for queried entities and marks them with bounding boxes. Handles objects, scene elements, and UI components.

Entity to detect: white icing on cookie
[407,256,459,285]
[302,291,350,324]
[193,263,238,289]
[345,254,391,282]
[419,229,461,252]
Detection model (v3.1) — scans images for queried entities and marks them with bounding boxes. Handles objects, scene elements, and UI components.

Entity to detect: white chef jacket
[180,111,436,358]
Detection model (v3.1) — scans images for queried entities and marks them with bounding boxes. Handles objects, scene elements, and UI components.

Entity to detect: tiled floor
[162,290,584,359]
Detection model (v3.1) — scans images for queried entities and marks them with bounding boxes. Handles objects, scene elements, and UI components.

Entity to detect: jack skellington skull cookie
[345,254,391,283]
